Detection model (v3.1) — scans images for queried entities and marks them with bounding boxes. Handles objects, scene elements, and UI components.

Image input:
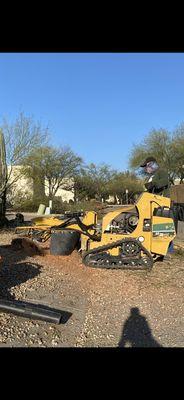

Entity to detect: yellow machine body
[14,192,176,268]
[81,192,176,257]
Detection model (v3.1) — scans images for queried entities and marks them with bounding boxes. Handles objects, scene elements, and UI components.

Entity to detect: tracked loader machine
[13,192,176,271]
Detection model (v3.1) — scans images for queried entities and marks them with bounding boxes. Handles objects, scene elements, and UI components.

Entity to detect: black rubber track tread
[82,237,153,270]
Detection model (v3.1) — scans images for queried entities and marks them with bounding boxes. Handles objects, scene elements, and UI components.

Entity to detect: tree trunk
[33,167,45,201]
[0,189,8,227]
[112,194,117,204]
[2,188,6,216]
[0,130,7,225]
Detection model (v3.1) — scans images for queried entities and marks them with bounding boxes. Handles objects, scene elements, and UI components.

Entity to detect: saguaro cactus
[0,129,7,218]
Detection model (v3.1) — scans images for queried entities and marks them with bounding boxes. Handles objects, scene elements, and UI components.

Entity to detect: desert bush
[11,193,48,212]
[52,198,104,214]
[11,193,106,215]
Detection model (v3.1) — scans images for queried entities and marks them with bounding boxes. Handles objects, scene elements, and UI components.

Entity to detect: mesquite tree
[0,112,49,221]
[22,146,83,198]
[129,125,184,184]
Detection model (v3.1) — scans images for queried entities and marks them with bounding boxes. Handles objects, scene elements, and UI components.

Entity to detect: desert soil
[0,213,184,347]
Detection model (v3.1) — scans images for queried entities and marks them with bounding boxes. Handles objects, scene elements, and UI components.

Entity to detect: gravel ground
[0,226,184,347]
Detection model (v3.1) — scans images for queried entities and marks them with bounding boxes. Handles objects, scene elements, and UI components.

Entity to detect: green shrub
[52,198,102,214]
[11,194,48,212]
[11,194,106,215]
[51,197,71,214]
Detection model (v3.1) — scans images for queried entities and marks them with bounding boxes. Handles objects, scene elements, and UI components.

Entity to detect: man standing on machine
[140,156,174,255]
[140,156,170,197]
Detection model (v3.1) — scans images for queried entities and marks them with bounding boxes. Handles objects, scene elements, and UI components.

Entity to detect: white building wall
[54,188,74,202]
[174,178,181,185]
[44,177,74,202]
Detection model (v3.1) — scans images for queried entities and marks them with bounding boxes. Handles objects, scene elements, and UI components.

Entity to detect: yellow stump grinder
[13,192,176,271]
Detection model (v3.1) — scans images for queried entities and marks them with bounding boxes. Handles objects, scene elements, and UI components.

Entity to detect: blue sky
[1,53,184,170]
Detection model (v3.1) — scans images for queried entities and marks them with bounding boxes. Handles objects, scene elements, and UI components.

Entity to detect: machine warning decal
[152,223,175,237]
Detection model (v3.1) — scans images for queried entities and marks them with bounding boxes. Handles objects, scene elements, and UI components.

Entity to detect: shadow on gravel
[0,245,72,324]
[0,239,43,300]
[0,261,42,300]
[118,307,162,348]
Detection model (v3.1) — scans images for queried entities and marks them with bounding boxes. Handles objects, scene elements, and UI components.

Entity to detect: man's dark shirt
[145,167,170,197]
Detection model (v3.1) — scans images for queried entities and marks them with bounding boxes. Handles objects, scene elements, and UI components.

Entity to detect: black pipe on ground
[0,298,68,324]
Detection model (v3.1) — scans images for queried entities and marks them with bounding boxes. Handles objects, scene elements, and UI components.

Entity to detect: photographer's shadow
[118,307,162,348]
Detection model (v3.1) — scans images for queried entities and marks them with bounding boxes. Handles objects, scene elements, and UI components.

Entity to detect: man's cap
[140,156,157,167]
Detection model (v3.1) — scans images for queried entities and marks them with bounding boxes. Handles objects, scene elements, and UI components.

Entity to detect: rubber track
[82,237,153,270]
